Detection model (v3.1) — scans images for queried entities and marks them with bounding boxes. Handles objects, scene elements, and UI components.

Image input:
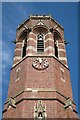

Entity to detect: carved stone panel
[34,100,46,120]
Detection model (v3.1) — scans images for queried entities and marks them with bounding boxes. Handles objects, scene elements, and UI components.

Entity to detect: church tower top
[17,14,64,30]
[13,14,68,69]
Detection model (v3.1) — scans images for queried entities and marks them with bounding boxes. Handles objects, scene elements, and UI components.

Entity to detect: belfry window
[54,41,58,58]
[54,32,60,58]
[19,31,27,58]
[22,39,27,58]
[37,33,44,53]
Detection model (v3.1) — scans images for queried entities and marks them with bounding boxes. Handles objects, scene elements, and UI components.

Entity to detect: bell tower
[3,15,77,118]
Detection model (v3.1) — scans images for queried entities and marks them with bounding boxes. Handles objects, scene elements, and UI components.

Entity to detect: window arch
[19,31,27,42]
[22,39,27,58]
[37,33,44,53]
[54,32,61,58]
[18,31,28,58]
[54,40,58,58]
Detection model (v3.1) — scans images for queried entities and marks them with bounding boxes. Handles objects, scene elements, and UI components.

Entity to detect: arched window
[37,33,44,53]
[22,39,27,58]
[54,41,58,58]
[54,32,61,58]
[18,31,27,58]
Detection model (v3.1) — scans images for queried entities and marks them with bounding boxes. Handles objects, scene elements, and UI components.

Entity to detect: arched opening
[19,31,27,42]
[18,31,27,58]
[54,42,58,58]
[38,112,43,118]
[37,33,44,53]
[54,32,61,58]
[22,40,27,58]
[33,26,49,54]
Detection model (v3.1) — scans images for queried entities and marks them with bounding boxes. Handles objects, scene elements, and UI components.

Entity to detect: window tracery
[37,33,44,53]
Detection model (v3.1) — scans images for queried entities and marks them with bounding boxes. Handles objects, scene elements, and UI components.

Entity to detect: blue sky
[2,2,79,118]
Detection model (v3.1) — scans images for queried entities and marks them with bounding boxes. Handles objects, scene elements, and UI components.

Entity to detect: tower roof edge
[16,14,64,31]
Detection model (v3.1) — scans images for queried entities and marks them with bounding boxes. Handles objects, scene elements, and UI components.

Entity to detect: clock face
[32,57,49,70]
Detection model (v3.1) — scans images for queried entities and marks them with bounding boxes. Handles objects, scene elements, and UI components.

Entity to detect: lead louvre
[37,33,44,52]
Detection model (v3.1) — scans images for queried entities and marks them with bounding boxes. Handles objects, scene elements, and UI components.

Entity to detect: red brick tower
[3,15,77,118]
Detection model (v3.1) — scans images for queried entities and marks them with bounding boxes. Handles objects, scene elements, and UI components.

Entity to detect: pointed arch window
[19,31,27,58]
[54,41,58,58]
[54,32,61,58]
[22,38,27,58]
[37,33,44,53]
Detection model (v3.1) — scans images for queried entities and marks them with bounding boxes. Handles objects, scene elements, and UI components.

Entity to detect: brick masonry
[3,15,77,118]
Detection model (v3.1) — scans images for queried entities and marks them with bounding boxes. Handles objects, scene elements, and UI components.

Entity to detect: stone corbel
[23,25,32,33]
[49,25,58,33]
[7,97,16,109]
[64,98,73,109]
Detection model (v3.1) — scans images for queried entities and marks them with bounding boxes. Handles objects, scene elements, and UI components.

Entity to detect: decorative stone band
[3,87,77,115]
[16,42,22,45]
[45,38,54,42]
[29,32,37,36]
[26,53,33,56]
[59,57,68,67]
[4,88,72,103]
[59,57,67,61]
[48,53,54,56]
[15,48,22,51]
[27,38,37,42]
[12,56,69,70]
[44,46,54,52]
[58,42,65,45]
[45,33,53,40]
[59,49,66,52]
[25,88,55,92]
[14,56,22,61]
[27,46,37,52]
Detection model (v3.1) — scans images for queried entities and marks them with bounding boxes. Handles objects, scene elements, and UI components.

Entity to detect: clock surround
[32,57,49,70]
